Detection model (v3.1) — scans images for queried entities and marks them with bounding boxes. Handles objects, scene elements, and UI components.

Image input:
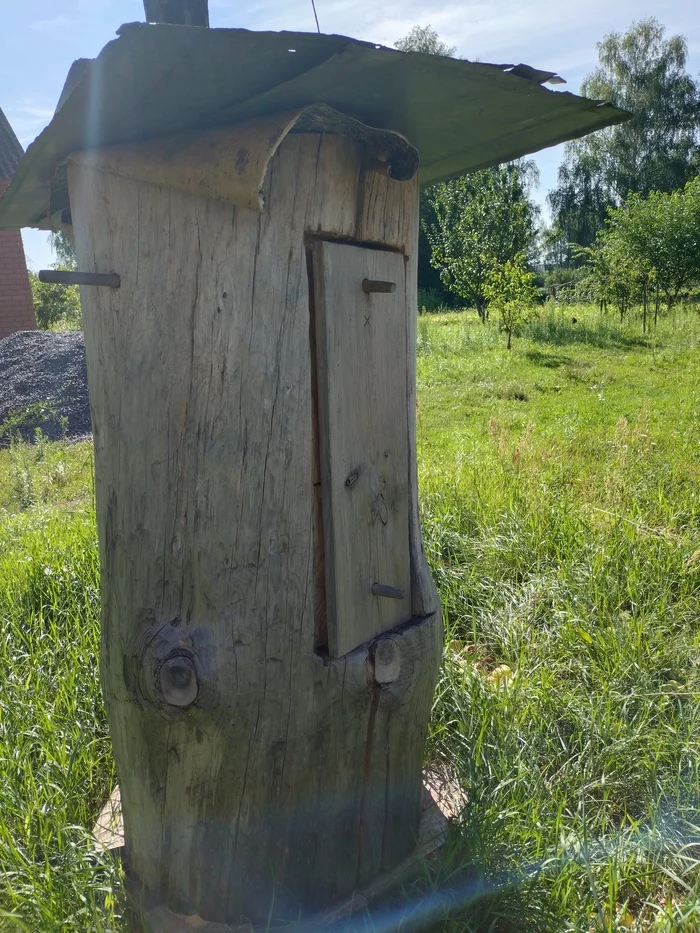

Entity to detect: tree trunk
[642,285,647,334]
[69,132,441,929]
[655,285,660,327]
[506,328,512,350]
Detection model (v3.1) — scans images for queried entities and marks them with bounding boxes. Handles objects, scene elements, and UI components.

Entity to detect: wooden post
[68,129,441,928]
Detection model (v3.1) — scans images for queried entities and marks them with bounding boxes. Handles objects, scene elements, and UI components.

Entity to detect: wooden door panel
[312,240,411,657]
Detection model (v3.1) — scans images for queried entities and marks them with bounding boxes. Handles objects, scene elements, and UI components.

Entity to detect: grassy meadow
[0,302,699,931]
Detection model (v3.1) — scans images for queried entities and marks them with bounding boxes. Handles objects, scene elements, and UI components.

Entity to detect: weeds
[416,303,700,930]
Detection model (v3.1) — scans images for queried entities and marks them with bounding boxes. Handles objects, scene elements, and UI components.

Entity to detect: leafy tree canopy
[395,25,458,306]
[31,232,81,330]
[49,231,77,270]
[549,17,700,251]
[29,271,81,330]
[424,162,540,318]
[394,25,456,57]
[483,253,539,349]
[575,177,700,326]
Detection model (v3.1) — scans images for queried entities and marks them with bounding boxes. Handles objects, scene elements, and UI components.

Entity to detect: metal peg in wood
[374,637,401,684]
[159,655,199,708]
[371,582,406,600]
[362,279,396,294]
[39,270,121,288]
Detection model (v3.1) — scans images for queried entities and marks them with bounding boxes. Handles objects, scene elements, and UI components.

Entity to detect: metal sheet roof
[0,24,630,228]
[0,107,24,182]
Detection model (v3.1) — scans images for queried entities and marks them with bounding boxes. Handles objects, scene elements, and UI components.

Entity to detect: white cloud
[210,0,698,96]
[30,15,73,32]
[5,100,55,148]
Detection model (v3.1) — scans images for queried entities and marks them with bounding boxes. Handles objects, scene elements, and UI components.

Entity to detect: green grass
[417,304,700,931]
[0,303,699,931]
[0,439,119,932]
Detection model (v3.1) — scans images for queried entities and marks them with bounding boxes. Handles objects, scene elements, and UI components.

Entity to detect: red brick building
[0,106,35,340]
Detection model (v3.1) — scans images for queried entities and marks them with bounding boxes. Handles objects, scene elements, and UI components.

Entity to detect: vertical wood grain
[69,131,440,928]
[313,241,411,657]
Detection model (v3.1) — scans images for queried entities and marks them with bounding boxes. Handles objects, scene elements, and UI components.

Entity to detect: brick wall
[0,179,36,341]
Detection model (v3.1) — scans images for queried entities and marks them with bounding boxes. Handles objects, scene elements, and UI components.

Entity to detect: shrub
[29,269,82,331]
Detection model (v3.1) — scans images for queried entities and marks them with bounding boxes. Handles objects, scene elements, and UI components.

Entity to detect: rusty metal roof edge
[0,26,352,227]
[0,25,632,229]
[0,106,25,181]
[420,102,629,186]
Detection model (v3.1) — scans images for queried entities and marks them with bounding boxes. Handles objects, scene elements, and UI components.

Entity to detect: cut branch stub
[374,637,401,684]
[158,655,199,708]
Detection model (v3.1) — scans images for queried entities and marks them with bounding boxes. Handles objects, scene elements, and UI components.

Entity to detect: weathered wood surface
[94,772,461,931]
[69,111,310,211]
[313,241,410,657]
[67,105,419,214]
[69,132,440,927]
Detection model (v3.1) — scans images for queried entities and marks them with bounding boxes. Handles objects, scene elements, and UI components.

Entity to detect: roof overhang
[0,24,630,229]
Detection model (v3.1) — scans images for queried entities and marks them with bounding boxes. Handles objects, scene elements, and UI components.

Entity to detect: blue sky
[1,0,698,270]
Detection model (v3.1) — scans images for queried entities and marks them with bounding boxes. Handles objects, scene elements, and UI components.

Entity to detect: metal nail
[362,279,396,294]
[371,582,406,600]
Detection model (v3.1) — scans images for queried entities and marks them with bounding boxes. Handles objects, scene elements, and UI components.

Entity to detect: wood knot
[159,655,199,708]
[374,637,401,684]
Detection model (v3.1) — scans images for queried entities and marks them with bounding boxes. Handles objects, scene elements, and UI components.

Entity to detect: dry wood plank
[312,241,411,658]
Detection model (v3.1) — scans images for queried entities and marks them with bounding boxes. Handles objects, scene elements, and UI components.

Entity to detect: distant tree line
[35,20,700,342]
[397,19,700,342]
[574,178,700,328]
[547,18,700,259]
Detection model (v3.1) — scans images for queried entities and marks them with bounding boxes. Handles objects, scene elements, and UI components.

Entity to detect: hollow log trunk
[68,132,441,928]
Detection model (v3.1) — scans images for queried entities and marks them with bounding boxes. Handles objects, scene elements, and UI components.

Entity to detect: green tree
[483,253,539,349]
[394,24,456,57]
[547,153,613,254]
[424,162,539,319]
[30,231,81,330]
[575,234,641,322]
[550,18,700,244]
[607,180,700,319]
[29,271,81,330]
[574,177,700,327]
[395,26,458,307]
[49,231,77,270]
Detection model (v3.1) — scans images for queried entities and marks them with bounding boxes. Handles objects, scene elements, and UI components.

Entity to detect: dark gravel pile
[0,331,92,445]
